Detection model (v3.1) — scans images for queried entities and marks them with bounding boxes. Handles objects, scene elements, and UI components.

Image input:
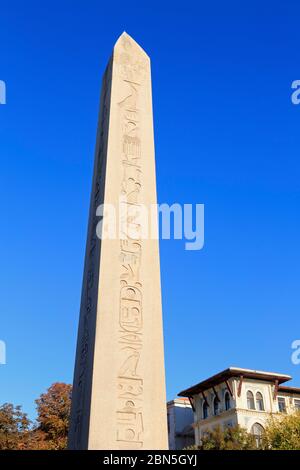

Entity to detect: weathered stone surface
[68,32,168,450]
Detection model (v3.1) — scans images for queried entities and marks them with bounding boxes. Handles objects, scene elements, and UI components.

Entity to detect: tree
[34,382,72,450]
[187,425,256,450]
[0,383,72,450]
[0,403,31,450]
[262,411,300,450]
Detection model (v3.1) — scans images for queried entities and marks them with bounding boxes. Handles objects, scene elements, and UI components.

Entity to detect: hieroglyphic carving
[68,34,168,450]
[71,60,112,448]
[116,400,144,449]
[120,286,142,332]
[113,34,149,84]
[115,36,145,448]
[121,164,141,203]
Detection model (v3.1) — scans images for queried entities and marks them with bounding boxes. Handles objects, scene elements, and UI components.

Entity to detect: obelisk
[68,32,168,450]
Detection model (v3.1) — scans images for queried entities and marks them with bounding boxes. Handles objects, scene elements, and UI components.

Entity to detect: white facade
[167,398,195,449]
[179,367,300,446]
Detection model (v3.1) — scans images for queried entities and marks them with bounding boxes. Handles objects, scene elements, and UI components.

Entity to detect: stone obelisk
[68,33,168,450]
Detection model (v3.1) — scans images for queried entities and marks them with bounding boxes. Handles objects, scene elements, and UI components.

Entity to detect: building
[167,398,195,449]
[178,367,300,447]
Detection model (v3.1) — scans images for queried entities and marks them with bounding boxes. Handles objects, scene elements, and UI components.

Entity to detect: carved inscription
[115,35,145,449]
[72,62,111,448]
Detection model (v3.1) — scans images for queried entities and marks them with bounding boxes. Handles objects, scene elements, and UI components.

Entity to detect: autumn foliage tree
[0,403,31,450]
[34,383,72,450]
[0,383,72,450]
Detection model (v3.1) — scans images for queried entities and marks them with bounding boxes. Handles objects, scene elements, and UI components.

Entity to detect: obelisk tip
[114,31,149,59]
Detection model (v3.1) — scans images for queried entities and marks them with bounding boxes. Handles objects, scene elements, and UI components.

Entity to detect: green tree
[187,425,256,450]
[262,411,300,450]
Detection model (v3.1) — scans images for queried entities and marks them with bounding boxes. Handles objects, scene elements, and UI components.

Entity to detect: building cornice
[178,368,291,397]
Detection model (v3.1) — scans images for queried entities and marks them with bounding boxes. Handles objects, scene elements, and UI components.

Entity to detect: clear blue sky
[1,0,300,420]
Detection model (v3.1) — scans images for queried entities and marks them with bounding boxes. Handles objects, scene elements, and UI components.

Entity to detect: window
[294,399,300,411]
[225,392,231,411]
[213,397,219,415]
[251,422,264,448]
[256,392,264,411]
[203,401,208,419]
[247,391,255,410]
[278,397,286,413]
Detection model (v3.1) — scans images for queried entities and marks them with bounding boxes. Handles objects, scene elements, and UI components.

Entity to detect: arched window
[256,392,264,411]
[247,391,255,410]
[225,392,231,411]
[213,397,219,415]
[251,422,264,447]
[203,401,208,419]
